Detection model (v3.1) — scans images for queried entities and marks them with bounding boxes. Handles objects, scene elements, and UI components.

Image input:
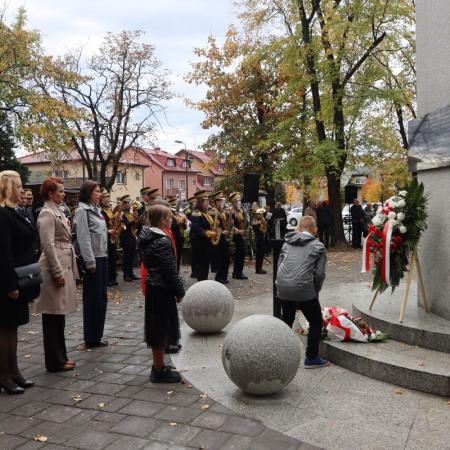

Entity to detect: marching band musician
[137,187,160,231]
[190,190,216,281]
[209,191,230,285]
[166,197,186,273]
[251,207,268,274]
[229,192,248,280]
[100,189,118,287]
[115,194,140,282]
[184,196,196,277]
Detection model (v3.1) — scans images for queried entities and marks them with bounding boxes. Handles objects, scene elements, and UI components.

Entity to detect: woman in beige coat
[33,177,78,372]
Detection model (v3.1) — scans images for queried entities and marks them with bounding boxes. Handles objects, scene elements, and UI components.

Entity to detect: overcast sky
[5,0,238,154]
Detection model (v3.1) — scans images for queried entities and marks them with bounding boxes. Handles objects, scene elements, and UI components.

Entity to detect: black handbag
[14,263,42,302]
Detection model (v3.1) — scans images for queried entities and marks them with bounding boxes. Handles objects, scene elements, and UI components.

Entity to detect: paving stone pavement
[0,257,325,450]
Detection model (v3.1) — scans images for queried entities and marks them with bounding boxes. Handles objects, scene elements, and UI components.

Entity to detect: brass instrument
[251,208,268,234]
[211,210,221,246]
[112,212,125,244]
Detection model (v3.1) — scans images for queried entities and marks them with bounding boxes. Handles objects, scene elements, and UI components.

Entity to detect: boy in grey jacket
[276,216,329,368]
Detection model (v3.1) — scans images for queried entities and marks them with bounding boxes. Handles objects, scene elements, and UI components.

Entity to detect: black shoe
[131,273,140,280]
[107,280,118,287]
[255,269,267,275]
[150,366,182,383]
[236,274,248,280]
[85,340,109,348]
[216,279,229,285]
[0,379,25,395]
[12,376,34,388]
[123,275,133,282]
[165,344,180,354]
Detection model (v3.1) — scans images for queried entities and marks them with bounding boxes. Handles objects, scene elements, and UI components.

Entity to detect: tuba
[211,210,222,246]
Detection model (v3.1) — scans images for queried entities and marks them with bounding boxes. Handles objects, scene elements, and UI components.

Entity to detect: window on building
[181,160,191,169]
[52,170,69,178]
[193,179,196,185]
[165,178,174,189]
[203,176,213,186]
[135,172,140,181]
[178,179,186,190]
[116,171,126,184]
[218,163,225,171]
[167,159,176,167]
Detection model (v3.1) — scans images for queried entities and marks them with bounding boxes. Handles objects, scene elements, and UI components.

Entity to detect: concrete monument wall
[413,0,450,320]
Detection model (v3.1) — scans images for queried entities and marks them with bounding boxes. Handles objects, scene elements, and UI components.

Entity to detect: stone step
[319,338,450,397]
[352,295,450,353]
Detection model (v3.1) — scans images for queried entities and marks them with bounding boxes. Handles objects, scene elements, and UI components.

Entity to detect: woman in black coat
[138,204,185,384]
[0,171,37,394]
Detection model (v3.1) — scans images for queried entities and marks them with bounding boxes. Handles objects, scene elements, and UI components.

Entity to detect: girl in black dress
[138,204,185,383]
[0,171,37,394]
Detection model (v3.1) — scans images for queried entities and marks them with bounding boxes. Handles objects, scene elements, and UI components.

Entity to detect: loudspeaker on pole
[243,173,260,203]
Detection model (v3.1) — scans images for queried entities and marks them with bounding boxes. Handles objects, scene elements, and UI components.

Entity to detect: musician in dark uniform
[166,197,186,273]
[210,191,230,284]
[116,194,139,282]
[100,189,118,286]
[184,196,196,277]
[229,192,248,280]
[251,208,268,274]
[190,190,216,281]
[137,187,160,231]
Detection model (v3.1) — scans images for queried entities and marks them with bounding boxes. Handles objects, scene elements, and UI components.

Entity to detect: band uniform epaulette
[192,210,202,217]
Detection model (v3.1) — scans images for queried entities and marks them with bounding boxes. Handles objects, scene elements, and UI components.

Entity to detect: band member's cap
[24,189,33,196]
[210,191,225,202]
[194,190,210,200]
[229,192,241,203]
[101,188,110,197]
[119,194,131,203]
[253,207,265,215]
[165,196,177,207]
[141,186,160,197]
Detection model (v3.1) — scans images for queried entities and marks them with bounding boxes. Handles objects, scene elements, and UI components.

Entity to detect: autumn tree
[45,30,171,190]
[238,0,415,245]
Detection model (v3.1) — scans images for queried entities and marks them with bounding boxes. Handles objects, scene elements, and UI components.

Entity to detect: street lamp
[175,140,189,200]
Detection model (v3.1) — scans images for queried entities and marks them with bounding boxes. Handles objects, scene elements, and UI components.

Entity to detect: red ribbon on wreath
[381,221,394,284]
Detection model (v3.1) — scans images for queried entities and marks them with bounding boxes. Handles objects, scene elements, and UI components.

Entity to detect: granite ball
[222,314,301,395]
[182,280,234,333]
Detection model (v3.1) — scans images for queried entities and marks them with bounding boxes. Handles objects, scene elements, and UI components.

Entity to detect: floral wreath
[361,178,428,293]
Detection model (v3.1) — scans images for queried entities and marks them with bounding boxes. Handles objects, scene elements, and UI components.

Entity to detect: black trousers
[215,236,230,282]
[107,240,117,282]
[281,298,322,360]
[42,314,68,371]
[232,234,245,277]
[175,239,184,273]
[318,226,331,248]
[83,257,108,346]
[255,234,265,271]
[192,239,210,281]
[121,235,136,277]
[352,222,363,248]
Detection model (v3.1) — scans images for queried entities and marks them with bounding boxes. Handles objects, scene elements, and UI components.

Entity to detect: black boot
[150,366,182,383]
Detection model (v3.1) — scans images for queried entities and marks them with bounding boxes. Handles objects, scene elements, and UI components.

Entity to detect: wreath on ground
[362,178,428,294]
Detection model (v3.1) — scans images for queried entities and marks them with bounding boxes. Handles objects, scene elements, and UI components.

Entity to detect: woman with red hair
[33,177,78,372]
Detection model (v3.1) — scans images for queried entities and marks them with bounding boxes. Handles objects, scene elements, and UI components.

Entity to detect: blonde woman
[33,177,78,372]
[0,171,38,394]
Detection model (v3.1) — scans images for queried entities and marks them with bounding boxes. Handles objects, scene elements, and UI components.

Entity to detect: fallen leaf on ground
[72,395,82,402]
[24,355,31,358]
[170,422,177,426]
[167,391,174,395]
[97,402,105,408]
[187,384,193,389]
[201,404,210,410]
[395,389,403,395]
[200,393,208,400]
[33,435,48,442]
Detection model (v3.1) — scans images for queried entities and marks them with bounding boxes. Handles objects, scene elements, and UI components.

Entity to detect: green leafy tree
[0,111,29,181]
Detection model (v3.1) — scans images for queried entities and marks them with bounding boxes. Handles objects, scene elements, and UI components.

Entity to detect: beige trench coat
[33,201,78,315]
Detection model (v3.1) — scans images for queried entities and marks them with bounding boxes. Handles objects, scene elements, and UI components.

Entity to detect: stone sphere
[182,280,234,333]
[222,314,301,395]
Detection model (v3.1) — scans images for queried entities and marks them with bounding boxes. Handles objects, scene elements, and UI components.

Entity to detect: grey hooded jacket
[276,231,326,302]
[73,202,108,269]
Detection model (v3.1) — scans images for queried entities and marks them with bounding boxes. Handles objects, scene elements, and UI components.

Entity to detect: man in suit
[350,198,364,249]
[190,190,216,281]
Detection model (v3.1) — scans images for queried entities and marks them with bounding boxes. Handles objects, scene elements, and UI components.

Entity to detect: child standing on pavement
[138,205,185,383]
[276,216,329,368]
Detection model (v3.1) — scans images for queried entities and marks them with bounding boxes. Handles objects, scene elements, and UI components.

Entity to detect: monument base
[418,167,450,320]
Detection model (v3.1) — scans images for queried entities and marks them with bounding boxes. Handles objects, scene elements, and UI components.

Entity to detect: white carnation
[396,212,405,221]
[399,225,407,234]
[387,211,396,220]
[372,216,382,226]
[399,190,407,197]
[389,219,398,226]
[396,199,406,208]
[376,208,384,216]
